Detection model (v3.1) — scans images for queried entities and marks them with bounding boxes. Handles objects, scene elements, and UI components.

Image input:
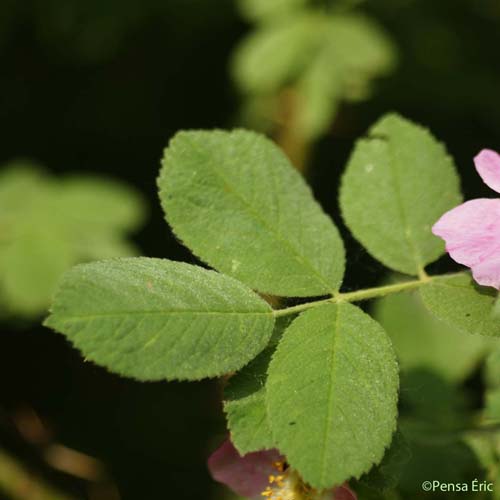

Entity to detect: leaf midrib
[383,134,423,273]
[319,304,340,485]
[184,134,334,292]
[49,309,273,322]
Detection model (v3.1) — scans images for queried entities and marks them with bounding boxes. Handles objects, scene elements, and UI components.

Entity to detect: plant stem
[273,275,434,317]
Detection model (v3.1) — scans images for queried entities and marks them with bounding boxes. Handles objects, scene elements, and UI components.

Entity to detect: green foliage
[238,0,308,22]
[374,287,491,382]
[340,114,462,276]
[484,347,500,420]
[395,370,485,498]
[266,303,399,489]
[224,347,274,454]
[44,114,500,494]
[233,14,324,96]
[159,129,345,297]
[45,258,274,381]
[224,317,292,454]
[232,4,396,139]
[0,163,144,316]
[420,273,500,337]
[359,430,411,492]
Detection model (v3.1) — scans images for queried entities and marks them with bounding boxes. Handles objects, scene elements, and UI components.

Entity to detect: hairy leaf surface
[224,317,292,454]
[340,114,462,275]
[420,274,500,337]
[45,258,275,381]
[159,129,345,297]
[266,303,399,488]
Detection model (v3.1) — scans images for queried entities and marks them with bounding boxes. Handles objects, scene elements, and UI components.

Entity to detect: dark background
[0,0,499,498]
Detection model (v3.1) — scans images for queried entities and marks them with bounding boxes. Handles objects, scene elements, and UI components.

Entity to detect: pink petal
[207,439,282,498]
[475,149,500,194]
[333,484,357,500]
[432,199,500,283]
[471,255,500,289]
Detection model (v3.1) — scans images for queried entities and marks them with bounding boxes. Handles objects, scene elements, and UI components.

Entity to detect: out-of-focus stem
[0,448,73,500]
[275,89,311,174]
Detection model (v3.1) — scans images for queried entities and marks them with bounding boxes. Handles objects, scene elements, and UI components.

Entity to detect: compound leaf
[266,303,399,489]
[159,129,345,297]
[340,114,462,276]
[45,258,275,381]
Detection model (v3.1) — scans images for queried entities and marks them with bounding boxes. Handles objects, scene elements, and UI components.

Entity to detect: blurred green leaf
[320,14,396,100]
[399,370,469,429]
[360,430,412,492]
[232,14,325,95]
[238,0,308,22]
[485,348,500,389]
[420,273,500,337]
[45,258,275,381]
[0,229,72,316]
[397,371,484,497]
[233,11,396,139]
[340,113,462,276]
[57,177,144,231]
[0,163,144,316]
[266,303,399,489]
[295,47,343,140]
[159,129,345,297]
[374,288,491,383]
[484,347,500,421]
[397,433,482,496]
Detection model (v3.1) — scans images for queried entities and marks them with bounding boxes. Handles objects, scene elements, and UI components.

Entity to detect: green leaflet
[318,14,396,102]
[56,176,144,231]
[232,14,325,95]
[295,14,396,141]
[0,163,145,316]
[374,288,491,383]
[45,258,275,381]
[340,114,462,276]
[224,348,274,454]
[1,229,73,316]
[266,303,399,489]
[295,46,343,141]
[224,317,292,454]
[159,129,345,297]
[232,13,396,139]
[420,274,500,337]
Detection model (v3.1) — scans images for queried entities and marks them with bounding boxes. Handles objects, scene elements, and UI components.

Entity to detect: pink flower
[432,149,500,289]
[207,439,357,499]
